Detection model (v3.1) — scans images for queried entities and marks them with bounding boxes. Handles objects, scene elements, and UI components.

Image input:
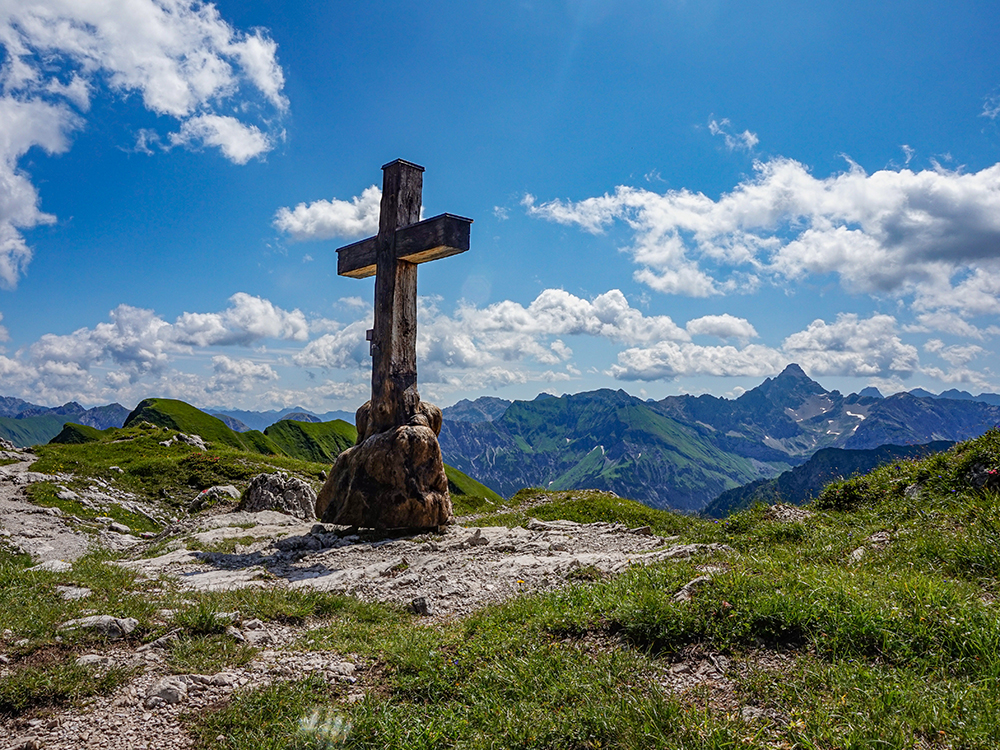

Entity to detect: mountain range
[4,365,1000,513]
[437,364,1000,511]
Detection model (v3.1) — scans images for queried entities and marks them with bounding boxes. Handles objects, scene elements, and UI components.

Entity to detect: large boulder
[237,472,317,520]
[316,400,452,529]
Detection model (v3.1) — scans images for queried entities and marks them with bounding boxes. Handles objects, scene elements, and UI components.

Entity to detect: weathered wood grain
[337,213,471,279]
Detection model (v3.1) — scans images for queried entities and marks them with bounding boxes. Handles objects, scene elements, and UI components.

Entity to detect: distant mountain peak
[779,363,809,379]
[754,362,827,404]
[858,387,884,399]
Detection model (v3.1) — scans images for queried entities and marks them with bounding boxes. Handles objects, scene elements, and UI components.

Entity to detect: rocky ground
[0,443,738,750]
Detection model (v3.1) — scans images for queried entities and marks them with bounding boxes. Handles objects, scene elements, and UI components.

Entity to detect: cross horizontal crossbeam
[336,213,472,279]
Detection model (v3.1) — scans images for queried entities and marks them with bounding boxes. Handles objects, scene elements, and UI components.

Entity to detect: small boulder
[190,484,240,512]
[177,433,208,451]
[58,615,138,639]
[237,472,317,521]
[144,676,188,708]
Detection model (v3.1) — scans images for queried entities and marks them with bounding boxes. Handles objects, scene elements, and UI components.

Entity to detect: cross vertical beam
[370,159,423,434]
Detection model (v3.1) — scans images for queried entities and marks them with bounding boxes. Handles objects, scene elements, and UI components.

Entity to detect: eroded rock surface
[125,512,730,617]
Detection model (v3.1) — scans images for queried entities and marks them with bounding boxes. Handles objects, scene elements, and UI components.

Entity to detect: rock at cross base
[315,400,452,529]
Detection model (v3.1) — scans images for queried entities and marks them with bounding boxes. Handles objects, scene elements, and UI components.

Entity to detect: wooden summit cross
[317,160,470,528]
[336,159,472,434]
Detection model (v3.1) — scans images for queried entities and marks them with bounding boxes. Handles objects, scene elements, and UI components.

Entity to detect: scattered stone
[408,596,433,616]
[464,528,488,547]
[177,433,208,451]
[673,575,713,602]
[75,654,116,669]
[3,736,41,750]
[225,625,246,643]
[238,472,317,520]
[54,585,92,600]
[144,676,188,708]
[108,465,124,473]
[108,522,131,534]
[28,559,72,573]
[210,672,237,687]
[56,488,79,501]
[136,629,181,652]
[190,484,241,512]
[58,615,138,639]
[764,504,813,523]
[628,525,654,536]
[0,437,18,452]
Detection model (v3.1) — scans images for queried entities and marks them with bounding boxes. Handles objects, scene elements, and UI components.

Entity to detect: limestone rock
[237,472,317,521]
[315,422,452,529]
[28,559,72,573]
[144,676,188,708]
[190,484,240,512]
[58,615,138,639]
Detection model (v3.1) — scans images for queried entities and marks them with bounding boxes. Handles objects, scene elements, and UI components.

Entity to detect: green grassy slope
[498,392,770,509]
[124,398,283,455]
[49,423,105,444]
[0,414,73,448]
[263,419,357,463]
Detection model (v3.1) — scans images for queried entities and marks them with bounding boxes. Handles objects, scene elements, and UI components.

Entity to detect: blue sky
[2,0,1000,411]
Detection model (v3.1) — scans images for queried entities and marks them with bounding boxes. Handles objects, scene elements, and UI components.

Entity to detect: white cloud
[174,292,308,346]
[169,114,272,164]
[983,94,1000,120]
[0,0,286,285]
[608,313,922,382]
[781,313,919,378]
[0,0,286,118]
[685,314,758,342]
[923,340,984,367]
[708,117,759,152]
[525,158,1000,319]
[292,320,371,369]
[206,355,278,393]
[610,342,785,380]
[274,185,382,241]
[16,293,307,395]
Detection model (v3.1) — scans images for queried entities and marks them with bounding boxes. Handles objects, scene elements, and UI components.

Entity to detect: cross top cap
[381,158,425,172]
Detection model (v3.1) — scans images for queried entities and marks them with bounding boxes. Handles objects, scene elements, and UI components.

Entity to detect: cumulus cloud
[685,314,758,342]
[781,313,919,378]
[11,293,307,399]
[169,114,272,164]
[206,355,278,393]
[610,342,784,380]
[174,292,308,346]
[293,320,371,369]
[274,186,382,241]
[0,0,287,285]
[288,288,694,393]
[608,313,922,382]
[525,158,1000,318]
